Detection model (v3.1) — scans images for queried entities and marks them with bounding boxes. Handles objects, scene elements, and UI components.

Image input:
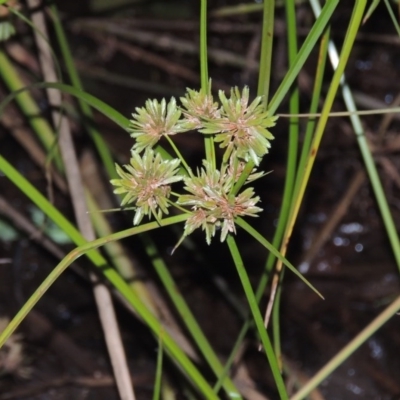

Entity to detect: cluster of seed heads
[111,83,277,245]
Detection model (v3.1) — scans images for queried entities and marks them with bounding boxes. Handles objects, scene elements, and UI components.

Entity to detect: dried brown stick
[27,2,135,399]
[80,150,199,361]
[377,156,400,189]
[2,101,199,363]
[352,91,400,122]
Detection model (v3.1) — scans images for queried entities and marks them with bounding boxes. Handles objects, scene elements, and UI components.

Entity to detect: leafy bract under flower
[200,86,277,165]
[128,97,185,152]
[178,161,262,244]
[110,149,182,225]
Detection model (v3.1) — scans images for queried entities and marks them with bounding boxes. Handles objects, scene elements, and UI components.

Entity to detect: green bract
[111,149,182,225]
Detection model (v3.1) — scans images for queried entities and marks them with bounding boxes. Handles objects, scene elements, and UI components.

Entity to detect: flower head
[178,161,262,244]
[200,86,277,165]
[180,83,221,130]
[111,149,182,225]
[128,97,185,152]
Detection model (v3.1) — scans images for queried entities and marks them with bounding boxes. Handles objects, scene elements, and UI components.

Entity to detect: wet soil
[1,1,400,399]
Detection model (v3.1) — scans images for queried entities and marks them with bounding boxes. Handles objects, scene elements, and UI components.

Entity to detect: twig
[27,2,135,399]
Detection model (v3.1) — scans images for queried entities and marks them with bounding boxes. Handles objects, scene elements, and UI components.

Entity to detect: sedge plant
[1,0,400,399]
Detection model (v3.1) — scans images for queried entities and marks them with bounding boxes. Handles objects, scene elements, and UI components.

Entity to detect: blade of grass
[0,213,222,399]
[308,0,400,271]
[211,13,329,394]
[292,27,330,198]
[362,0,381,23]
[217,29,332,386]
[264,1,367,338]
[153,332,163,400]
[291,295,400,400]
[142,233,242,399]
[232,0,338,199]
[200,0,216,170]
[257,0,275,104]
[226,234,288,400]
[268,0,339,115]
[199,0,208,90]
[236,218,323,299]
[285,0,367,263]
[383,0,400,36]
[0,49,63,171]
[270,0,300,363]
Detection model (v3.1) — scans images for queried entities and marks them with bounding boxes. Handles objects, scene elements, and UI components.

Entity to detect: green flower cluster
[111,83,277,244]
[178,161,262,244]
[111,149,182,225]
[200,87,277,165]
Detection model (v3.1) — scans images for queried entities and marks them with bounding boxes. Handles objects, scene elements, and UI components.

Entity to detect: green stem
[200,0,216,169]
[142,233,241,399]
[165,136,192,175]
[271,0,300,364]
[226,235,288,400]
[257,0,275,103]
[236,218,323,299]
